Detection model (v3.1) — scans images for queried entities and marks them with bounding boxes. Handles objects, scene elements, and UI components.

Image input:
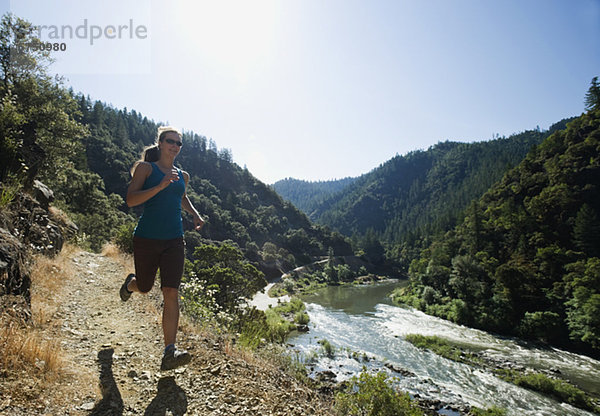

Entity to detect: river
[282,280,600,416]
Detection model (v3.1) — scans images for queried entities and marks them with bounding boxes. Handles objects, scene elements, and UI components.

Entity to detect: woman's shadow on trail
[89,348,187,416]
[143,376,188,416]
[90,348,123,416]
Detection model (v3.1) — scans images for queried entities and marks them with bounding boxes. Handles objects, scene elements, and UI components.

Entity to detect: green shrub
[334,370,424,416]
[114,221,136,254]
[469,406,507,416]
[0,174,22,210]
[497,371,598,412]
[179,276,220,324]
[234,298,310,349]
[405,334,462,362]
[264,308,295,342]
[273,297,305,315]
[294,311,309,325]
[236,308,270,349]
[318,339,335,358]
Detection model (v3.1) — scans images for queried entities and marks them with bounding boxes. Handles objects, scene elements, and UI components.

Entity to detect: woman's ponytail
[142,145,160,162]
[131,144,160,176]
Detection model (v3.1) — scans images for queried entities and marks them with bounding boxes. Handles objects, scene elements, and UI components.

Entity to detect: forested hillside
[395,103,600,354]
[70,98,352,267]
[272,177,356,216]
[297,125,572,270]
[0,14,351,280]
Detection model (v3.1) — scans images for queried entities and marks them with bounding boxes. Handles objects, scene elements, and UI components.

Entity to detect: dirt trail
[49,250,332,415]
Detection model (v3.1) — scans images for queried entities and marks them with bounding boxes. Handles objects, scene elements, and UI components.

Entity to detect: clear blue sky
[4,0,600,183]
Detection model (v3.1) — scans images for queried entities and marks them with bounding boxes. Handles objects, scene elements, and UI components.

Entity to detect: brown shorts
[133,235,185,292]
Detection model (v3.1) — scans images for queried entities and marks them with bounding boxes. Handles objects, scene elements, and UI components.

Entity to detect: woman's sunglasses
[164,138,183,147]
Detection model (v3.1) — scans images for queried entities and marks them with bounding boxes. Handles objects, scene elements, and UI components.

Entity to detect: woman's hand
[193,213,205,231]
[158,168,180,190]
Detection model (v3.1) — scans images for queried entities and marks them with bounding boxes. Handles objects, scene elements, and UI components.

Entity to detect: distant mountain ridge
[271,119,574,269]
[272,177,357,217]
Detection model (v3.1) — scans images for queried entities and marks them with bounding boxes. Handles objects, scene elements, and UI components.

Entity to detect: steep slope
[302,120,572,268]
[52,98,353,267]
[398,109,600,353]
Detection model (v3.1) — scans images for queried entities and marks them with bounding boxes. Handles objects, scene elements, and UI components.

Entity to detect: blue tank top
[134,162,185,240]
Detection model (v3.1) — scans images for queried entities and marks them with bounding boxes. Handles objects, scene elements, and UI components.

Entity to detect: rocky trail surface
[10,250,334,415]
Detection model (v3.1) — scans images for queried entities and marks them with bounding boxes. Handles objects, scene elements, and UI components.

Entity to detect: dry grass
[2,244,81,374]
[0,322,62,375]
[1,243,96,409]
[30,243,79,328]
[101,242,133,271]
[48,205,71,226]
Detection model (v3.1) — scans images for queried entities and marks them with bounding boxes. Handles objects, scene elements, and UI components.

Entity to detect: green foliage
[469,407,507,416]
[573,204,600,257]
[496,370,598,413]
[233,299,308,349]
[179,271,221,323]
[564,258,600,349]
[113,221,136,254]
[360,228,385,265]
[272,297,306,315]
[263,308,295,342]
[272,177,357,215]
[318,339,335,358]
[50,167,132,251]
[334,370,424,416]
[0,173,22,209]
[404,334,482,365]
[0,13,87,185]
[234,308,279,349]
[517,311,562,341]
[294,310,309,325]
[400,107,600,353]
[585,76,600,111]
[189,242,267,312]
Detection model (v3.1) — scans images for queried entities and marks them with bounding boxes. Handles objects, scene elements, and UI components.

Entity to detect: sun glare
[176,0,281,85]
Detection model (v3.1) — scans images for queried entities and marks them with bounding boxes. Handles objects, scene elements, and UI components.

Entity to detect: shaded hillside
[396,108,600,354]
[272,177,356,217]
[67,97,353,268]
[306,122,572,269]
[0,11,352,270]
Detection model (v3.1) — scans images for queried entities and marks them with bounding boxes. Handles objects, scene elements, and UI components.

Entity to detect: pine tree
[584,76,600,111]
[573,204,600,257]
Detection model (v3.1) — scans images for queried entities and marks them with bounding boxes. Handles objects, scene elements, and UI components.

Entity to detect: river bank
[405,334,600,414]
[286,281,600,416]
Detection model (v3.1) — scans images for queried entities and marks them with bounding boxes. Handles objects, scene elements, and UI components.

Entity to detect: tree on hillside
[396,105,600,352]
[585,76,600,111]
[189,242,267,312]
[0,13,86,187]
[0,13,49,86]
[573,204,600,257]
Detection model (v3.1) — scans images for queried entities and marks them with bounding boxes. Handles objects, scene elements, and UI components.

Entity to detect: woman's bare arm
[126,162,177,207]
[181,171,205,230]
